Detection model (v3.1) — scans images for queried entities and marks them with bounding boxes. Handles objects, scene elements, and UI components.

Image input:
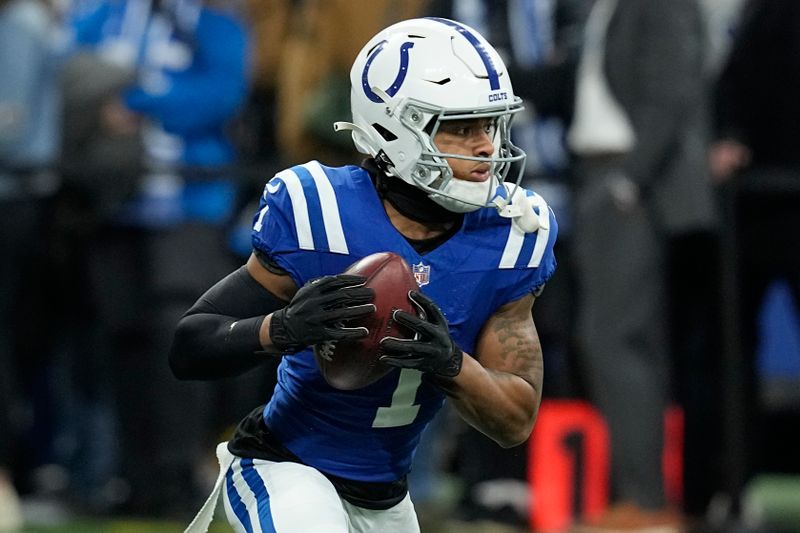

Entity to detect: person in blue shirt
[67,0,248,227]
[62,0,250,516]
[1,0,62,526]
[170,17,558,533]
[69,0,247,166]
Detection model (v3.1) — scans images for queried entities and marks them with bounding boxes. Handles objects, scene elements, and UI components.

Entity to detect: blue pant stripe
[240,458,277,533]
[226,463,254,533]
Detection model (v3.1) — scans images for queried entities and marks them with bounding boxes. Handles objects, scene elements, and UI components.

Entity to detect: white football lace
[317,320,346,361]
[317,339,335,361]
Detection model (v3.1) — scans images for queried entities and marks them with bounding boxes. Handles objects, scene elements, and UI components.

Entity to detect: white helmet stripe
[427,17,501,90]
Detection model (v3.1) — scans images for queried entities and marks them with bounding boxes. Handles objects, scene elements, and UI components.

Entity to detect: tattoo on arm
[490,313,543,389]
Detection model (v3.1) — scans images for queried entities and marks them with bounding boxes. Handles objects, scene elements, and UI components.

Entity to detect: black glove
[379,291,463,378]
[270,274,374,353]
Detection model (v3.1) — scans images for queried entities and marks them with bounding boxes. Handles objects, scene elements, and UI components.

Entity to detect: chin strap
[492,183,549,234]
[375,171,462,225]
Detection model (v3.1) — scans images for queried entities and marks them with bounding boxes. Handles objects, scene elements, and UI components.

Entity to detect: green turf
[22,518,232,533]
[20,517,528,533]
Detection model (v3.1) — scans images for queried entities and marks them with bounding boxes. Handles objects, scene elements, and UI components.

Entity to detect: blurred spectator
[223,0,290,262]
[710,0,800,184]
[234,0,290,167]
[27,6,144,515]
[0,0,63,527]
[51,0,251,517]
[710,0,800,500]
[699,0,746,77]
[678,0,746,519]
[567,0,718,530]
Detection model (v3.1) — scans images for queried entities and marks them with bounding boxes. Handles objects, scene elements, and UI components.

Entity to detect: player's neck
[383,199,454,240]
[368,161,462,225]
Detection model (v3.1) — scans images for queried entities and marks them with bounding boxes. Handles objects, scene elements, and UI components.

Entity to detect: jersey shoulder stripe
[275,167,314,250]
[260,161,349,255]
[304,161,349,254]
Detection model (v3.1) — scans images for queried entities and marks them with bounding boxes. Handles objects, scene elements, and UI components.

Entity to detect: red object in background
[528,400,685,532]
[663,405,685,507]
[528,400,610,532]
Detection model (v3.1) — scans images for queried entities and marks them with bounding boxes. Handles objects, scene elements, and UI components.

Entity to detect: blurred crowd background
[2,0,800,532]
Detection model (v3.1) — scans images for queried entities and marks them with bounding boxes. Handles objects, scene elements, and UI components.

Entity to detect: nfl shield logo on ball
[412,262,430,286]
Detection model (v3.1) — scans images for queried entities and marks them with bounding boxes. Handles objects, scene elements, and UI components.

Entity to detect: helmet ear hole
[372,123,398,142]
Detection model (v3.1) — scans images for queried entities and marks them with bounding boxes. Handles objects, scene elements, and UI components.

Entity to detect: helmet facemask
[403,101,526,213]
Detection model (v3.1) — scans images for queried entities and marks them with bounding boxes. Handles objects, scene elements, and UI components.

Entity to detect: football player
[170,17,558,533]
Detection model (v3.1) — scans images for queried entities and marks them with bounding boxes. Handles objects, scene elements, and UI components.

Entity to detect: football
[314,252,420,390]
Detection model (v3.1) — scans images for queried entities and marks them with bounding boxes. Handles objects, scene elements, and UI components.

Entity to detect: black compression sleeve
[169,266,289,380]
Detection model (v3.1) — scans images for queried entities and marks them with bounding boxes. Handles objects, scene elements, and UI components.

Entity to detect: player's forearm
[170,312,269,379]
[169,266,288,380]
[437,294,543,447]
[437,354,542,448]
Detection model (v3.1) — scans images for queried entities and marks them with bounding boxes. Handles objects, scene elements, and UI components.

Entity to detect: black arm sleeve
[169,265,290,380]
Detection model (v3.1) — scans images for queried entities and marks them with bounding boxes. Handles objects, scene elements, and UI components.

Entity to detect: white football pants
[184,442,420,533]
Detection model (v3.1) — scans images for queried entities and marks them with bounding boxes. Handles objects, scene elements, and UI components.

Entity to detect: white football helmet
[335,17,527,214]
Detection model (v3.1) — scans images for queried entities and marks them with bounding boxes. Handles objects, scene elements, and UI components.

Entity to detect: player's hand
[709,138,751,184]
[379,291,463,378]
[270,274,375,354]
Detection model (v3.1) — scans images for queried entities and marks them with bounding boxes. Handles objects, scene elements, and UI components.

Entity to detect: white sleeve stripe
[277,169,314,250]
[304,161,349,254]
[500,194,552,269]
[528,198,552,268]
[499,223,525,269]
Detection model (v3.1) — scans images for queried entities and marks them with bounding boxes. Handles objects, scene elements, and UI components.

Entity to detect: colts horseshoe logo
[362,40,415,103]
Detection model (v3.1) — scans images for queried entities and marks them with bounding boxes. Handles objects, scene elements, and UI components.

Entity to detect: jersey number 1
[372,369,422,428]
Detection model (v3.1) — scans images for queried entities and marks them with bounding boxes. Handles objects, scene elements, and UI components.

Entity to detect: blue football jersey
[251,160,558,482]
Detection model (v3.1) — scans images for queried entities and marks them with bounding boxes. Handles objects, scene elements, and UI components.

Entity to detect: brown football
[314,252,420,390]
